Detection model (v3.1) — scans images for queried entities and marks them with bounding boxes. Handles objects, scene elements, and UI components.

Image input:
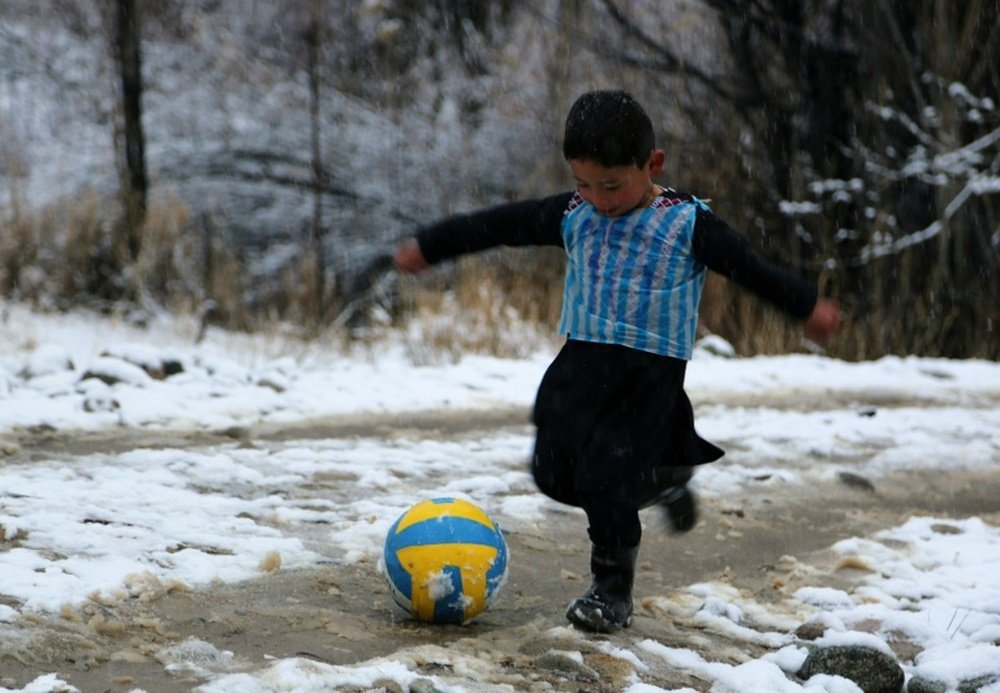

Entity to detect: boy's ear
[647,149,666,176]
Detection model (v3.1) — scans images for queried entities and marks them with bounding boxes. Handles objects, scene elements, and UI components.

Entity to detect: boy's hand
[393,240,430,274]
[803,299,841,341]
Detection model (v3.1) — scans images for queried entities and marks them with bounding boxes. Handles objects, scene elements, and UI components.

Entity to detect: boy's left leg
[565,498,641,632]
[566,543,638,633]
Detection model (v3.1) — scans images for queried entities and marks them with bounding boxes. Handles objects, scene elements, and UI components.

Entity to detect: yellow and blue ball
[382,497,509,624]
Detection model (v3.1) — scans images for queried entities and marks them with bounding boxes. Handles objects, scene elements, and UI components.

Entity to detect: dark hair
[562,90,655,168]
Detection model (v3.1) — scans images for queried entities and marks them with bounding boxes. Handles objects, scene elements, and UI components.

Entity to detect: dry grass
[396,249,564,363]
[397,250,827,361]
[3,193,994,362]
[1,190,246,324]
[1,190,109,304]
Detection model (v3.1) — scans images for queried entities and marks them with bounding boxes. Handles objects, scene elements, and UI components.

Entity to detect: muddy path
[2,410,999,692]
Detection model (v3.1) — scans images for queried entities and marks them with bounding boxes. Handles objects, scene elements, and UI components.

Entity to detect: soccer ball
[382,497,509,624]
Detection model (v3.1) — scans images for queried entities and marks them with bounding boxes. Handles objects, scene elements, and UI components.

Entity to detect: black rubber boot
[565,544,638,633]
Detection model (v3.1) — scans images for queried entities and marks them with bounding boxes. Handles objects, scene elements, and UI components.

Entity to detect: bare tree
[592,0,999,359]
[112,0,147,263]
[307,0,327,325]
[843,0,1000,357]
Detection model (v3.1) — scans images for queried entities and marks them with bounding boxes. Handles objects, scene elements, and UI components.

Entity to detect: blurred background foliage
[0,0,997,359]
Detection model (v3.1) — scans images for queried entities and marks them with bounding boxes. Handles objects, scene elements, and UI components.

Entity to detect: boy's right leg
[659,484,697,532]
[647,465,698,533]
[530,424,580,506]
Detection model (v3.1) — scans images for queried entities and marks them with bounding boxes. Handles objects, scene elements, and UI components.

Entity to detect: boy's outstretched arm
[392,193,572,274]
[694,208,842,340]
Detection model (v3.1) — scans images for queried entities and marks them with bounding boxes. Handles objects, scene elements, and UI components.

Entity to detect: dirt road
[2,411,998,692]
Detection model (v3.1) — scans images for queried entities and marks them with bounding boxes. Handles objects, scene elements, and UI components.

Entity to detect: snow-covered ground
[1,303,998,692]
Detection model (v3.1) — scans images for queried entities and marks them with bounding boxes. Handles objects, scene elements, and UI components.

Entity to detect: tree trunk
[307,0,326,324]
[114,0,147,262]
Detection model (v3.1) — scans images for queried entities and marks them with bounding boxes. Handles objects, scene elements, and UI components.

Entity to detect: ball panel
[394,497,497,534]
[396,543,499,622]
[429,565,464,624]
[385,573,412,614]
[391,515,504,550]
[382,538,414,607]
[485,536,508,593]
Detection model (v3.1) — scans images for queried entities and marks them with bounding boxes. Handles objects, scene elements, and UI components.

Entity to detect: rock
[409,679,444,693]
[80,357,152,387]
[794,621,827,641]
[798,645,904,693]
[83,395,120,413]
[917,367,954,380]
[369,678,405,693]
[162,359,184,377]
[885,635,922,664]
[956,674,1000,692]
[100,346,185,380]
[908,673,1000,693]
[256,373,288,392]
[518,633,596,657]
[23,344,75,378]
[533,650,599,682]
[906,675,946,693]
[929,523,962,535]
[838,471,877,492]
[221,426,250,440]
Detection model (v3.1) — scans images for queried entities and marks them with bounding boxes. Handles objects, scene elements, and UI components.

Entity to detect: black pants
[531,341,719,549]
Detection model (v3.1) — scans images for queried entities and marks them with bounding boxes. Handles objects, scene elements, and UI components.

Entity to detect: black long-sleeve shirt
[416,190,817,320]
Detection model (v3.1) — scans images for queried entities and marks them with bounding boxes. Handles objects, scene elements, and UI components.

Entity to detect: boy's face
[568,150,665,217]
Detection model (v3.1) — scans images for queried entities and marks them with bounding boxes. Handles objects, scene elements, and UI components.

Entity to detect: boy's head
[562,90,655,169]
[563,90,665,217]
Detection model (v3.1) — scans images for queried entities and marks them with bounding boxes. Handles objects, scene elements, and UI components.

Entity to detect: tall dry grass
[404,254,828,360]
[394,248,564,363]
[3,191,990,362]
[0,191,246,326]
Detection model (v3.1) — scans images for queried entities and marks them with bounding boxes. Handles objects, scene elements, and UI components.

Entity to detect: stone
[905,675,946,693]
[533,650,599,682]
[794,621,827,641]
[798,645,904,693]
[409,678,444,693]
[907,673,1000,693]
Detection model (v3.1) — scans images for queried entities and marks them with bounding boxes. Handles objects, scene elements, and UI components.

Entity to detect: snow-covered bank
[2,304,996,438]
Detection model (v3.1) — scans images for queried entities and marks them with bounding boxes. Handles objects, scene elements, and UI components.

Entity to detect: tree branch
[596,0,750,107]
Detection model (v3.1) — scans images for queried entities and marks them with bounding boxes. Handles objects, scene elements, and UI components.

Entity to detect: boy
[393,90,840,633]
